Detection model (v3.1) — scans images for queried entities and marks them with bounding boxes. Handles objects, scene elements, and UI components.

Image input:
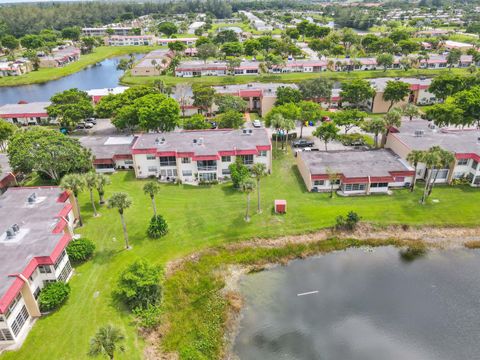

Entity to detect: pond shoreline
[149,224,480,359]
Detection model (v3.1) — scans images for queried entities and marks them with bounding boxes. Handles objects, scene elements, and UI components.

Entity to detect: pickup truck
[292,139,315,148]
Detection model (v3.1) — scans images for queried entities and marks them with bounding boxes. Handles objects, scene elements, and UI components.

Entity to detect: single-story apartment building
[82,27,132,37]
[104,35,155,46]
[131,128,272,183]
[78,136,137,172]
[38,47,80,68]
[0,60,32,77]
[443,40,474,50]
[157,38,197,47]
[296,149,414,195]
[386,120,480,187]
[0,187,77,349]
[174,60,260,77]
[131,49,174,76]
[271,60,328,73]
[0,102,52,125]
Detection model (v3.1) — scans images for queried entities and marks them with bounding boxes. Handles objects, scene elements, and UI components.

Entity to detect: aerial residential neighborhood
[0,0,480,359]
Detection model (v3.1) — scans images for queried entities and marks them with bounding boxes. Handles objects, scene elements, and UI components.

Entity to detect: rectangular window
[394,177,405,182]
[33,287,40,300]
[181,157,191,164]
[54,250,66,270]
[457,158,468,166]
[0,328,13,341]
[124,160,133,165]
[241,155,254,165]
[39,265,52,274]
[258,151,267,157]
[370,182,389,188]
[313,180,325,186]
[148,166,158,172]
[432,169,449,179]
[11,305,29,337]
[344,183,366,191]
[199,173,217,181]
[472,160,478,171]
[58,260,72,282]
[222,169,231,175]
[159,156,176,166]
[221,156,231,163]
[197,160,217,171]
[43,280,56,287]
[182,170,193,176]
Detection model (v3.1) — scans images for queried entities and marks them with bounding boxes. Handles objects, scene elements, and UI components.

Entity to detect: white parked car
[252,120,262,128]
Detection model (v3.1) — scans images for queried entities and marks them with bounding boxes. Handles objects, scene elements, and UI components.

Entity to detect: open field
[1,150,479,360]
[121,67,472,87]
[0,46,156,87]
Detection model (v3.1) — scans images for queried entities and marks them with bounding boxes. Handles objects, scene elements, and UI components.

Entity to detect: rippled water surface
[234,247,480,360]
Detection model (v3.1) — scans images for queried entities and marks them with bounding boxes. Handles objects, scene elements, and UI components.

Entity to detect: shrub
[335,211,361,231]
[116,260,162,311]
[400,244,427,263]
[66,238,95,263]
[133,304,162,329]
[38,282,71,312]
[147,215,169,239]
[337,133,370,147]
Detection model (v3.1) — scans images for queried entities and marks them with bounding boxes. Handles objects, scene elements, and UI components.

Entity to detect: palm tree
[269,113,285,153]
[282,117,296,150]
[143,181,161,216]
[88,325,125,360]
[84,172,99,217]
[107,192,132,249]
[61,173,86,227]
[403,103,420,121]
[327,167,340,198]
[420,148,441,204]
[428,148,455,197]
[96,174,111,205]
[251,163,267,213]
[381,108,402,147]
[406,150,424,192]
[240,178,256,222]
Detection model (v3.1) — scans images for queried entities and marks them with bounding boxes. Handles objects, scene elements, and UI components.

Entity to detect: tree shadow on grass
[290,165,309,194]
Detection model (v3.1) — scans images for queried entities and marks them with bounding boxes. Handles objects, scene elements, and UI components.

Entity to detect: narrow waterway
[234,247,480,360]
[0,55,140,105]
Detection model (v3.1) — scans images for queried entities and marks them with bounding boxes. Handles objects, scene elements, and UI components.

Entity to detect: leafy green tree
[214,29,238,44]
[251,163,267,213]
[402,103,420,121]
[183,114,210,130]
[168,41,186,52]
[222,42,243,57]
[398,39,420,55]
[381,108,402,147]
[112,105,138,133]
[243,38,261,55]
[452,86,480,126]
[61,173,86,226]
[0,120,16,151]
[298,100,323,138]
[23,49,41,70]
[1,35,19,52]
[61,26,81,40]
[95,174,111,205]
[38,282,70,312]
[240,177,256,222]
[383,81,411,111]
[266,103,299,149]
[376,53,394,72]
[298,78,333,101]
[158,22,178,36]
[389,28,410,43]
[314,122,339,151]
[107,192,132,250]
[265,112,284,152]
[217,110,244,129]
[429,73,466,100]
[197,43,218,63]
[229,158,249,188]
[406,150,424,192]
[275,86,302,105]
[67,238,95,263]
[340,79,375,108]
[226,57,241,74]
[192,85,216,114]
[147,215,168,239]
[47,88,94,130]
[20,34,45,49]
[215,94,247,113]
[137,96,180,132]
[447,49,462,69]
[88,325,125,360]
[143,181,161,217]
[84,172,99,217]
[424,103,464,127]
[8,128,92,182]
[116,260,161,309]
[331,109,367,134]
[361,118,385,148]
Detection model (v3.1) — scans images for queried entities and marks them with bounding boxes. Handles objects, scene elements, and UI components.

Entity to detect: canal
[234,247,480,360]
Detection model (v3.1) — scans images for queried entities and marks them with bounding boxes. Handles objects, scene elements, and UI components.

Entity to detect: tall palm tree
[240,178,256,222]
[269,113,285,153]
[143,181,161,217]
[61,173,86,226]
[96,174,111,205]
[420,148,441,204]
[406,150,425,192]
[427,148,455,196]
[381,108,402,147]
[88,325,125,360]
[84,172,99,217]
[282,117,296,150]
[251,163,267,213]
[107,192,132,250]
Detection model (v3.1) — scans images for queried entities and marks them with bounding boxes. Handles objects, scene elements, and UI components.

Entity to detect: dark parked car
[292,139,315,148]
[85,118,97,125]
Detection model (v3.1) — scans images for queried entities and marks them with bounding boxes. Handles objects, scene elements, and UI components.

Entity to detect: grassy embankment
[0,46,156,87]
[1,150,479,360]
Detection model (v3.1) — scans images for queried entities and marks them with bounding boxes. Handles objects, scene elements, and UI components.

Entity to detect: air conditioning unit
[414,130,425,137]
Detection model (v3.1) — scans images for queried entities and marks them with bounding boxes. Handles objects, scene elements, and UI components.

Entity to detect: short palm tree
[251,163,267,213]
[406,150,424,192]
[269,113,285,152]
[107,192,132,250]
[84,172,99,217]
[240,178,256,222]
[61,173,86,226]
[96,174,111,205]
[88,325,125,360]
[143,181,161,217]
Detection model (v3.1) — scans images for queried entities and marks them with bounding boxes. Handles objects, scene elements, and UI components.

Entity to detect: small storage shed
[274,199,287,214]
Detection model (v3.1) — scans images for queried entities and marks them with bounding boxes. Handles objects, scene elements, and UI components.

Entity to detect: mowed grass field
[1,151,479,360]
[0,46,156,87]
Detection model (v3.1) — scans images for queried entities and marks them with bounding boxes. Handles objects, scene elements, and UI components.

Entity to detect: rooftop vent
[27,192,37,204]
[197,137,203,145]
[247,83,253,87]
[155,137,166,145]
[414,130,425,137]
[428,123,436,129]
[242,128,253,135]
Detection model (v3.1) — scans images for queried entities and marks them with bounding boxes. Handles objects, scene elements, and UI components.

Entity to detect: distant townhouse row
[82,26,134,37]
[104,35,197,47]
[0,187,77,348]
[37,46,80,68]
[0,60,32,77]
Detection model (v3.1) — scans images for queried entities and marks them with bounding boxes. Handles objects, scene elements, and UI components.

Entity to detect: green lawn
[0,46,156,87]
[120,67,472,87]
[1,151,479,360]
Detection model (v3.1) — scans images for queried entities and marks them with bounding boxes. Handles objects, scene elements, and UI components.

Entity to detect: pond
[0,55,141,106]
[234,247,480,360]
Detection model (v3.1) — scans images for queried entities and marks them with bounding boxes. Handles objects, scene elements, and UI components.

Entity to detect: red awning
[156,151,177,157]
[93,159,114,165]
[236,149,258,155]
[193,155,219,161]
[311,174,329,180]
[256,145,271,151]
[342,177,369,184]
[132,148,156,155]
[456,153,480,161]
[239,90,262,97]
[370,176,395,183]
[218,150,236,156]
